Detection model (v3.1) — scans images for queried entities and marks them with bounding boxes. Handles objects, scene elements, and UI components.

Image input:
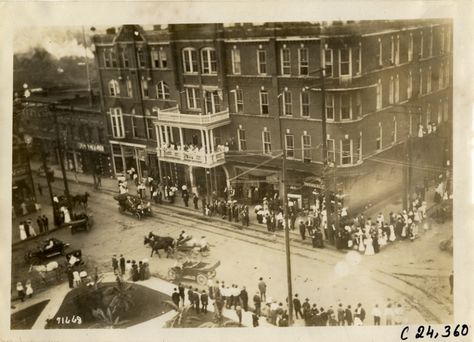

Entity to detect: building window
[204,90,220,114]
[440,27,445,53]
[339,48,350,76]
[182,48,198,73]
[157,81,170,100]
[104,49,118,68]
[327,139,335,164]
[97,128,105,144]
[395,74,400,103]
[341,139,352,165]
[110,108,125,138]
[420,31,424,58]
[376,123,382,150]
[439,63,444,89]
[301,91,310,117]
[137,48,146,68]
[281,47,291,75]
[408,33,414,61]
[126,79,133,97]
[377,38,383,66]
[108,80,120,97]
[419,68,424,96]
[354,133,362,163]
[407,71,413,99]
[389,76,394,104]
[282,90,292,116]
[231,49,241,75]
[238,128,246,151]
[340,93,351,120]
[146,118,154,140]
[257,49,267,75]
[185,87,200,109]
[201,48,217,74]
[260,90,269,115]
[234,88,244,113]
[263,131,271,154]
[429,28,434,57]
[325,93,335,120]
[285,134,295,159]
[355,92,362,117]
[390,36,395,64]
[152,49,167,69]
[131,116,138,137]
[141,79,149,98]
[376,79,383,110]
[120,48,129,68]
[298,48,309,75]
[353,44,361,76]
[324,48,333,77]
[302,134,311,162]
[395,35,400,65]
[392,117,397,143]
[443,98,449,122]
[427,67,432,93]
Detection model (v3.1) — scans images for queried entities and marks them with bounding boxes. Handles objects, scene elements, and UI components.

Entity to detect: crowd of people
[111,254,151,282]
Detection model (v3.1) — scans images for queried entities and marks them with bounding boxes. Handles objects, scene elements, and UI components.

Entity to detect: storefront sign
[77,142,105,152]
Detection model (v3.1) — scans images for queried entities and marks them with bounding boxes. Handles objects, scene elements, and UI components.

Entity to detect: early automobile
[25,238,70,265]
[114,194,152,220]
[167,260,220,285]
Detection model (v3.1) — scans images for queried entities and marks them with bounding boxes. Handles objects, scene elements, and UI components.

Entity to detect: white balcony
[156,106,230,128]
[158,148,226,168]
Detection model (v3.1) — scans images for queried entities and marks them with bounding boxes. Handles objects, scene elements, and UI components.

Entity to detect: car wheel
[168,269,177,280]
[196,273,207,285]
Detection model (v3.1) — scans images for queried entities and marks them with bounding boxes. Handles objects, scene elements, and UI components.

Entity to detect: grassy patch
[11,300,50,329]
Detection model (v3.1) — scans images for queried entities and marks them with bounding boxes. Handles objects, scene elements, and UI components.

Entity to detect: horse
[73,192,90,209]
[144,235,175,258]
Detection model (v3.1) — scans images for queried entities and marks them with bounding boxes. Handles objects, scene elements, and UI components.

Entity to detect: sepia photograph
[1,1,472,341]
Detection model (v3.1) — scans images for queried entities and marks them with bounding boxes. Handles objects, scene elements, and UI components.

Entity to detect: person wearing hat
[201,289,209,313]
[171,288,180,309]
[253,292,262,316]
[299,220,306,240]
[293,294,302,319]
[302,298,311,324]
[112,255,119,275]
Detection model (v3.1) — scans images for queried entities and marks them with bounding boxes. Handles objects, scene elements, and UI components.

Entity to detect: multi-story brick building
[20,91,112,180]
[92,20,452,210]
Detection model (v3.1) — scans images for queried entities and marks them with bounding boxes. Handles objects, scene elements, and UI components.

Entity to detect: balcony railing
[158,148,226,167]
[157,106,230,125]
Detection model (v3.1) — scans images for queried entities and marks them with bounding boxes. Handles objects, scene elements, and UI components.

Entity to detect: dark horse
[144,234,175,258]
[73,192,90,209]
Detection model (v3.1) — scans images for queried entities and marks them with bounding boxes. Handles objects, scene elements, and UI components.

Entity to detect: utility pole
[40,145,55,220]
[81,26,93,107]
[52,106,70,198]
[281,150,293,325]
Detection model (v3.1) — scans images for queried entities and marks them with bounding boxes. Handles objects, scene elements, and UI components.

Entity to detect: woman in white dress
[357,229,365,252]
[364,234,375,255]
[60,206,71,223]
[389,225,396,242]
[19,223,27,240]
[379,228,387,247]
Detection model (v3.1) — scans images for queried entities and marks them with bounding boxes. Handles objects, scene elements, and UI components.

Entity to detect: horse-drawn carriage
[66,213,94,234]
[144,232,210,259]
[24,238,70,265]
[114,194,152,220]
[168,260,220,285]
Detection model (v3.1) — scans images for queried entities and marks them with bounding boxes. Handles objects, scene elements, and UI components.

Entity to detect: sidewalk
[32,161,445,250]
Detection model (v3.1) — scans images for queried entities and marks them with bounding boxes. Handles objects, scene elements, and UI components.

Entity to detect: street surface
[11,176,453,326]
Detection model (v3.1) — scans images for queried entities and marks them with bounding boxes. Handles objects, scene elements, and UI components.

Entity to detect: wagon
[168,260,220,285]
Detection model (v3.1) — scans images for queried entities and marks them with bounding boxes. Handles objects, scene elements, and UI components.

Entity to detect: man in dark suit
[119,255,126,275]
[299,220,306,240]
[178,283,185,303]
[171,288,180,309]
[240,286,248,311]
[187,286,194,307]
[193,194,199,210]
[193,288,201,313]
[293,294,303,319]
[112,255,119,274]
[201,290,209,313]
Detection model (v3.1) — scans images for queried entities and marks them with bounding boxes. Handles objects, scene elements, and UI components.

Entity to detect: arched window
[156,81,170,100]
[182,48,198,73]
[108,80,120,97]
[201,47,217,74]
